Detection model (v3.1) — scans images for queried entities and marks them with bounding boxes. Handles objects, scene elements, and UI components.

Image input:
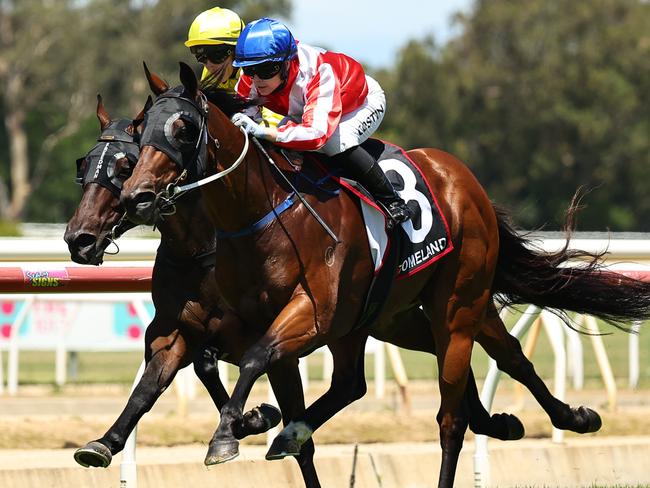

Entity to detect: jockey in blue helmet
[230,17,412,228]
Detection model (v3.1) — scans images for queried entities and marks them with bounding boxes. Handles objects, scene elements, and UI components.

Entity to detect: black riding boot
[333,145,412,228]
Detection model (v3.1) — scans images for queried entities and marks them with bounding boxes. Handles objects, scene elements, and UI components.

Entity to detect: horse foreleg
[205,293,318,466]
[194,344,282,438]
[74,318,193,468]
[266,328,368,461]
[477,302,601,433]
[267,357,321,488]
[193,345,230,408]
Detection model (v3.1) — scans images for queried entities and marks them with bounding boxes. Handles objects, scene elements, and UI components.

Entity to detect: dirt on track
[2,380,650,451]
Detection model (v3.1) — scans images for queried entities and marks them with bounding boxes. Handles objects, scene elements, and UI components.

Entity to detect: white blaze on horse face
[281,421,313,444]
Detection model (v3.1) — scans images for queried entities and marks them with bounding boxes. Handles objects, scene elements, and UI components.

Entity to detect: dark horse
[63,95,323,486]
[122,63,650,487]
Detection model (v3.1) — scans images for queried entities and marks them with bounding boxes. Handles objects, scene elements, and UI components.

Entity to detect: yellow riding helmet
[185,7,244,47]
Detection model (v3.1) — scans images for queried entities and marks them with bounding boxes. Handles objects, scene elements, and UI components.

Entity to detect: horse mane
[200,84,261,118]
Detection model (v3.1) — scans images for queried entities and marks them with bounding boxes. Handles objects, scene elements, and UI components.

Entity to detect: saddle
[263,139,454,328]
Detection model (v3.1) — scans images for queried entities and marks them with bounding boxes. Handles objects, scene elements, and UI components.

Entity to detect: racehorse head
[121,62,205,225]
[122,62,253,227]
[64,94,150,264]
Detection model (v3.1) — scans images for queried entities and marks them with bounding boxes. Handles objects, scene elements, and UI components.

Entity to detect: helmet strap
[271,60,291,94]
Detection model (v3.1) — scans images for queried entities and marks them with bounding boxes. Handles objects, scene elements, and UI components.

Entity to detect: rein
[102,213,137,255]
[149,88,338,242]
[160,125,250,208]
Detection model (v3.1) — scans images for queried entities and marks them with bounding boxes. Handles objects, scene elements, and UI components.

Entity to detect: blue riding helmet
[232,17,298,67]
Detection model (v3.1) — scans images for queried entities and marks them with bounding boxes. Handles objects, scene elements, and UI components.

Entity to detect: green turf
[4,313,648,387]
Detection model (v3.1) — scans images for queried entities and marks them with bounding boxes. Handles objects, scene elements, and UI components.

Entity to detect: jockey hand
[231,113,277,141]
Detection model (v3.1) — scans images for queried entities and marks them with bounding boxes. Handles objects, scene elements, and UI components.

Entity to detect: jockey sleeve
[235,43,369,151]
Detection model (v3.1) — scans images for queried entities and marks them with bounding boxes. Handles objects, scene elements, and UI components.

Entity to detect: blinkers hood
[76,119,139,196]
[139,87,208,179]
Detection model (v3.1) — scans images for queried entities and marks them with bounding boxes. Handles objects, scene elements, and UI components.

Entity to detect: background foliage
[1,0,649,231]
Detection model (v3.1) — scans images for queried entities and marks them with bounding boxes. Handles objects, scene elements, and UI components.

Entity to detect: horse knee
[331,368,366,404]
[437,409,469,446]
[239,344,274,377]
[193,346,220,380]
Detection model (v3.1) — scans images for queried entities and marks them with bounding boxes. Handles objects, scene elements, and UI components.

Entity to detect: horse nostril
[123,190,156,224]
[131,191,155,211]
[66,232,98,264]
[74,233,98,250]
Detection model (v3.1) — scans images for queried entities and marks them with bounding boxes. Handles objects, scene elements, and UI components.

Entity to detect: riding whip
[251,137,340,243]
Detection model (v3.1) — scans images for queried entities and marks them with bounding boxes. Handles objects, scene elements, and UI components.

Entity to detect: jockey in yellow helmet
[185,7,243,90]
[185,7,282,126]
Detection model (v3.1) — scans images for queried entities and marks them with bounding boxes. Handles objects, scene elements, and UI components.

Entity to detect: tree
[0,0,92,221]
[0,0,291,223]
[373,37,461,153]
[443,0,650,230]
[378,0,650,230]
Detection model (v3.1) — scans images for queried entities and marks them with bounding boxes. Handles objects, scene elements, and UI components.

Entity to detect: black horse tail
[491,201,650,332]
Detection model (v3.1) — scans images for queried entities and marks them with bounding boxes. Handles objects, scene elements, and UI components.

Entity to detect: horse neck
[156,193,216,262]
[205,104,287,233]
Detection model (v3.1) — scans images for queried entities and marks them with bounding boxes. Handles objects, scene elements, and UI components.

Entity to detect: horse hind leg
[477,302,601,433]
[373,305,524,441]
[464,368,524,440]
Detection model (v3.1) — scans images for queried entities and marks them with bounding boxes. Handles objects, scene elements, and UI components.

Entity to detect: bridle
[74,119,140,253]
[138,87,249,217]
[139,85,338,242]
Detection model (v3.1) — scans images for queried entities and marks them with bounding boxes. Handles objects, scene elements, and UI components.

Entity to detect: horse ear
[132,95,153,134]
[143,61,168,95]
[179,61,199,97]
[134,95,153,122]
[96,94,111,130]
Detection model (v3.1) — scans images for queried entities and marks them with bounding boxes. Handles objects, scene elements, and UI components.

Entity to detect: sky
[279,0,474,68]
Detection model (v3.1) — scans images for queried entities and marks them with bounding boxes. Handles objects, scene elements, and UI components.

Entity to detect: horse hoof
[502,413,525,440]
[266,435,301,460]
[492,413,525,441]
[204,439,240,466]
[577,406,602,433]
[74,441,112,468]
[239,403,282,438]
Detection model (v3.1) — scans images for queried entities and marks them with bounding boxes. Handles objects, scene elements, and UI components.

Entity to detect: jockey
[230,17,412,228]
[185,7,282,126]
[184,6,242,90]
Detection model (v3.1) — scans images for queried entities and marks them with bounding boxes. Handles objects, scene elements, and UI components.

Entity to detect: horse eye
[75,157,87,185]
[175,122,198,145]
[116,159,134,180]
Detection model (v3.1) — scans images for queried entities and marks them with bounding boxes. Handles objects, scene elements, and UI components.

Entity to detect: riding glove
[231,113,272,139]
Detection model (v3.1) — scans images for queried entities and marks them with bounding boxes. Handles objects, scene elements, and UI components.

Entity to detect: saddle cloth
[271,139,454,328]
[336,139,453,280]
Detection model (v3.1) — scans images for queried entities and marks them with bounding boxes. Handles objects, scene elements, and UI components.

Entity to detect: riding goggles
[191,45,233,65]
[242,61,282,79]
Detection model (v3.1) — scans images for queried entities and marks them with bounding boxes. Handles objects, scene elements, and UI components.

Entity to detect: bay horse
[63,96,323,486]
[121,63,650,487]
[64,91,532,486]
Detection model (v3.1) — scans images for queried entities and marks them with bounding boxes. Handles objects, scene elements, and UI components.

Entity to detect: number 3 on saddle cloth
[278,138,453,329]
